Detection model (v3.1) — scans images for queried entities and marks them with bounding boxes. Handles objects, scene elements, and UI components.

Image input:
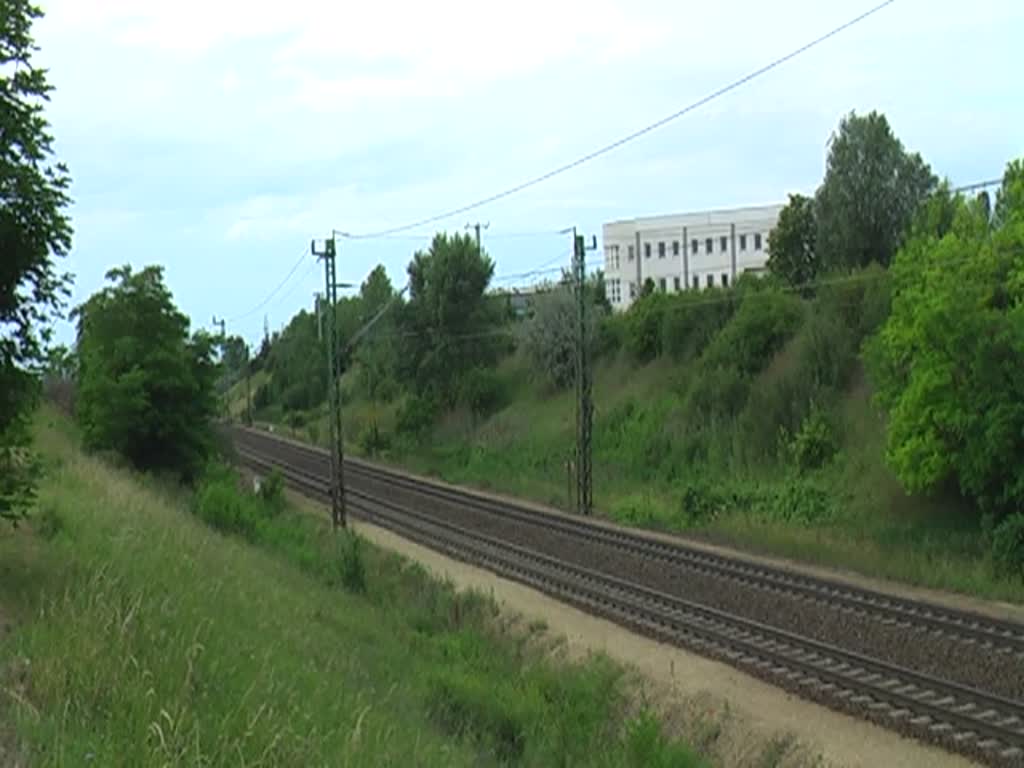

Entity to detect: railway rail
[230,426,1024,657]
[233,442,1024,766]
[232,430,1024,765]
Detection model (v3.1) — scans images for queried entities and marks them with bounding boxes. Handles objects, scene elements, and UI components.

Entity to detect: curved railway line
[230,426,1024,766]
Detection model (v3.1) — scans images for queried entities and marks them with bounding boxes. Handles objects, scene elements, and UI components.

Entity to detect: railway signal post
[573,228,597,515]
[313,236,348,529]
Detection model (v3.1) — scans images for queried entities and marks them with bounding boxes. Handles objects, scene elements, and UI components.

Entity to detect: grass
[0,412,707,767]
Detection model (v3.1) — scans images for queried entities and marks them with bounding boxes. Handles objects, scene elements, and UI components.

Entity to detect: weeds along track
[230,427,1024,766]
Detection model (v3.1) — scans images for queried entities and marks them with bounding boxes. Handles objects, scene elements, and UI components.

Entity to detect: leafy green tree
[865,159,1024,517]
[1,2,73,521]
[401,233,501,404]
[263,309,327,412]
[74,266,217,479]
[353,265,400,401]
[768,193,817,285]
[815,111,936,270]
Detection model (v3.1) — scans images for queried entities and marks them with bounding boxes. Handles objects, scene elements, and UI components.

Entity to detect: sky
[34,0,1024,347]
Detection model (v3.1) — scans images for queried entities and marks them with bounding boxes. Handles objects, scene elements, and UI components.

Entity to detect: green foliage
[625,710,704,768]
[815,110,936,270]
[989,513,1024,580]
[0,3,72,520]
[73,266,218,480]
[661,289,736,363]
[866,159,1024,517]
[521,283,605,389]
[459,366,505,420]
[768,193,818,286]
[702,291,804,375]
[257,468,285,514]
[788,406,837,472]
[336,531,368,593]
[624,291,671,362]
[402,232,501,404]
[357,420,391,456]
[396,393,441,438]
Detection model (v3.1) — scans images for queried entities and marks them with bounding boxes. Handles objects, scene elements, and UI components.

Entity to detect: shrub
[257,469,286,514]
[661,290,736,363]
[192,476,259,537]
[990,513,1024,580]
[625,710,703,768]
[34,502,64,540]
[396,394,440,438]
[678,478,728,525]
[624,292,670,362]
[337,531,368,593]
[767,478,836,525]
[788,406,837,471]
[357,421,391,457]
[426,669,527,762]
[459,367,504,420]
[701,289,804,376]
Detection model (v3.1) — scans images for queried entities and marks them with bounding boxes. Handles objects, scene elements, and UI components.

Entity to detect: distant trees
[1,3,73,521]
[401,232,502,404]
[815,111,936,270]
[521,278,606,390]
[768,111,936,285]
[767,194,817,286]
[74,266,217,480]
[866,159,1024,519]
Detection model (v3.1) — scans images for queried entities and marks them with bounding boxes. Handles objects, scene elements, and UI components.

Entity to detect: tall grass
[0,415,706,767]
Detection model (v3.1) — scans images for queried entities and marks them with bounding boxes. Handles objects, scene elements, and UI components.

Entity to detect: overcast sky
[37,0,1023,346]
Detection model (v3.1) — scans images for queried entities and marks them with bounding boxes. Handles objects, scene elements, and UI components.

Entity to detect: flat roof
[604,201,784,229]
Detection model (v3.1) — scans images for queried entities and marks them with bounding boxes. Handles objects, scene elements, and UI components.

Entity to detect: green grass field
[0,414,709,767]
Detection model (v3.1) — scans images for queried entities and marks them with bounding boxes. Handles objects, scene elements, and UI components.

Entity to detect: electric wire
[338,0,896,239]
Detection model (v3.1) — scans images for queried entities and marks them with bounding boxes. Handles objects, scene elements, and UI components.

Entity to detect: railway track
[230,426,1024,657]
[234,444,1024,766]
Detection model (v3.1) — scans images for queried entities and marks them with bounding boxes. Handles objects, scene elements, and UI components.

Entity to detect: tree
[1,2,73,521]
[815,111,936,271]
[401,232,500,404]
[768,193,817,286]
[865,159,1024,518]
[73,266,217,480]
[354,265,400,401]
[521,279,606,390]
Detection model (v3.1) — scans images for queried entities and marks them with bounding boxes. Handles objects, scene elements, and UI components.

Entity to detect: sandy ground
[339,511,982,768]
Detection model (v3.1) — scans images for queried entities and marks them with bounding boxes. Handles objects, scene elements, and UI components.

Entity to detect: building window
[609,279,621,304]
[755,233,763,250]
[658,277,666,292]
[739,234,747,251]
[691,239,698,254]
[692,275,699,290]
[705,237,713,253]
[720,236,727,253]
[672,240,680,256]
[628,245,634,261]
[721,273,729,287]
[629,282,636,299]
[706,274,713,288]
[644,242,651,259]
[673,276,681,291]
[658,241,666,258]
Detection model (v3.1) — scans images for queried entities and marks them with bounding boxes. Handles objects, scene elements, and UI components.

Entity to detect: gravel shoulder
[289,489,982,768]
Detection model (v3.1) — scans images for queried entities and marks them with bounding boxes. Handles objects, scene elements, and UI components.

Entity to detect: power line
[334,228,566,241]
[228,249,309,322]
[338,0,896,239]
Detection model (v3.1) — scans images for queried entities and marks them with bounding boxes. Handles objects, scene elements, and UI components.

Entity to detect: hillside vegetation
[238,120,1024,600]
[0,414,708,767]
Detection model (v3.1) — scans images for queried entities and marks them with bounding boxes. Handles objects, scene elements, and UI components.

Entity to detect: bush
[990,513,1024,580]
[336,531,368,593]
[661,290,736,363]
[257,469,286,514]
[624,292,670,362]
[788,406,837,471]
[767,478,836,525]
[459,367,504,420]
[426,669,527,762]
[396,394,440,438]
[701,289,804,376]
[357,421,391,457]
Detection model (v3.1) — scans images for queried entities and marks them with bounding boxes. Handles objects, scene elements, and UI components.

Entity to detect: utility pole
[465,221,489,256]
[211,316,228,419]
[312,235,347,529]
[572,228,597,515]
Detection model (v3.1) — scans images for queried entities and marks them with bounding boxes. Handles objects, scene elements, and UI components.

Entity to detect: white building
[602,203,783,311]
